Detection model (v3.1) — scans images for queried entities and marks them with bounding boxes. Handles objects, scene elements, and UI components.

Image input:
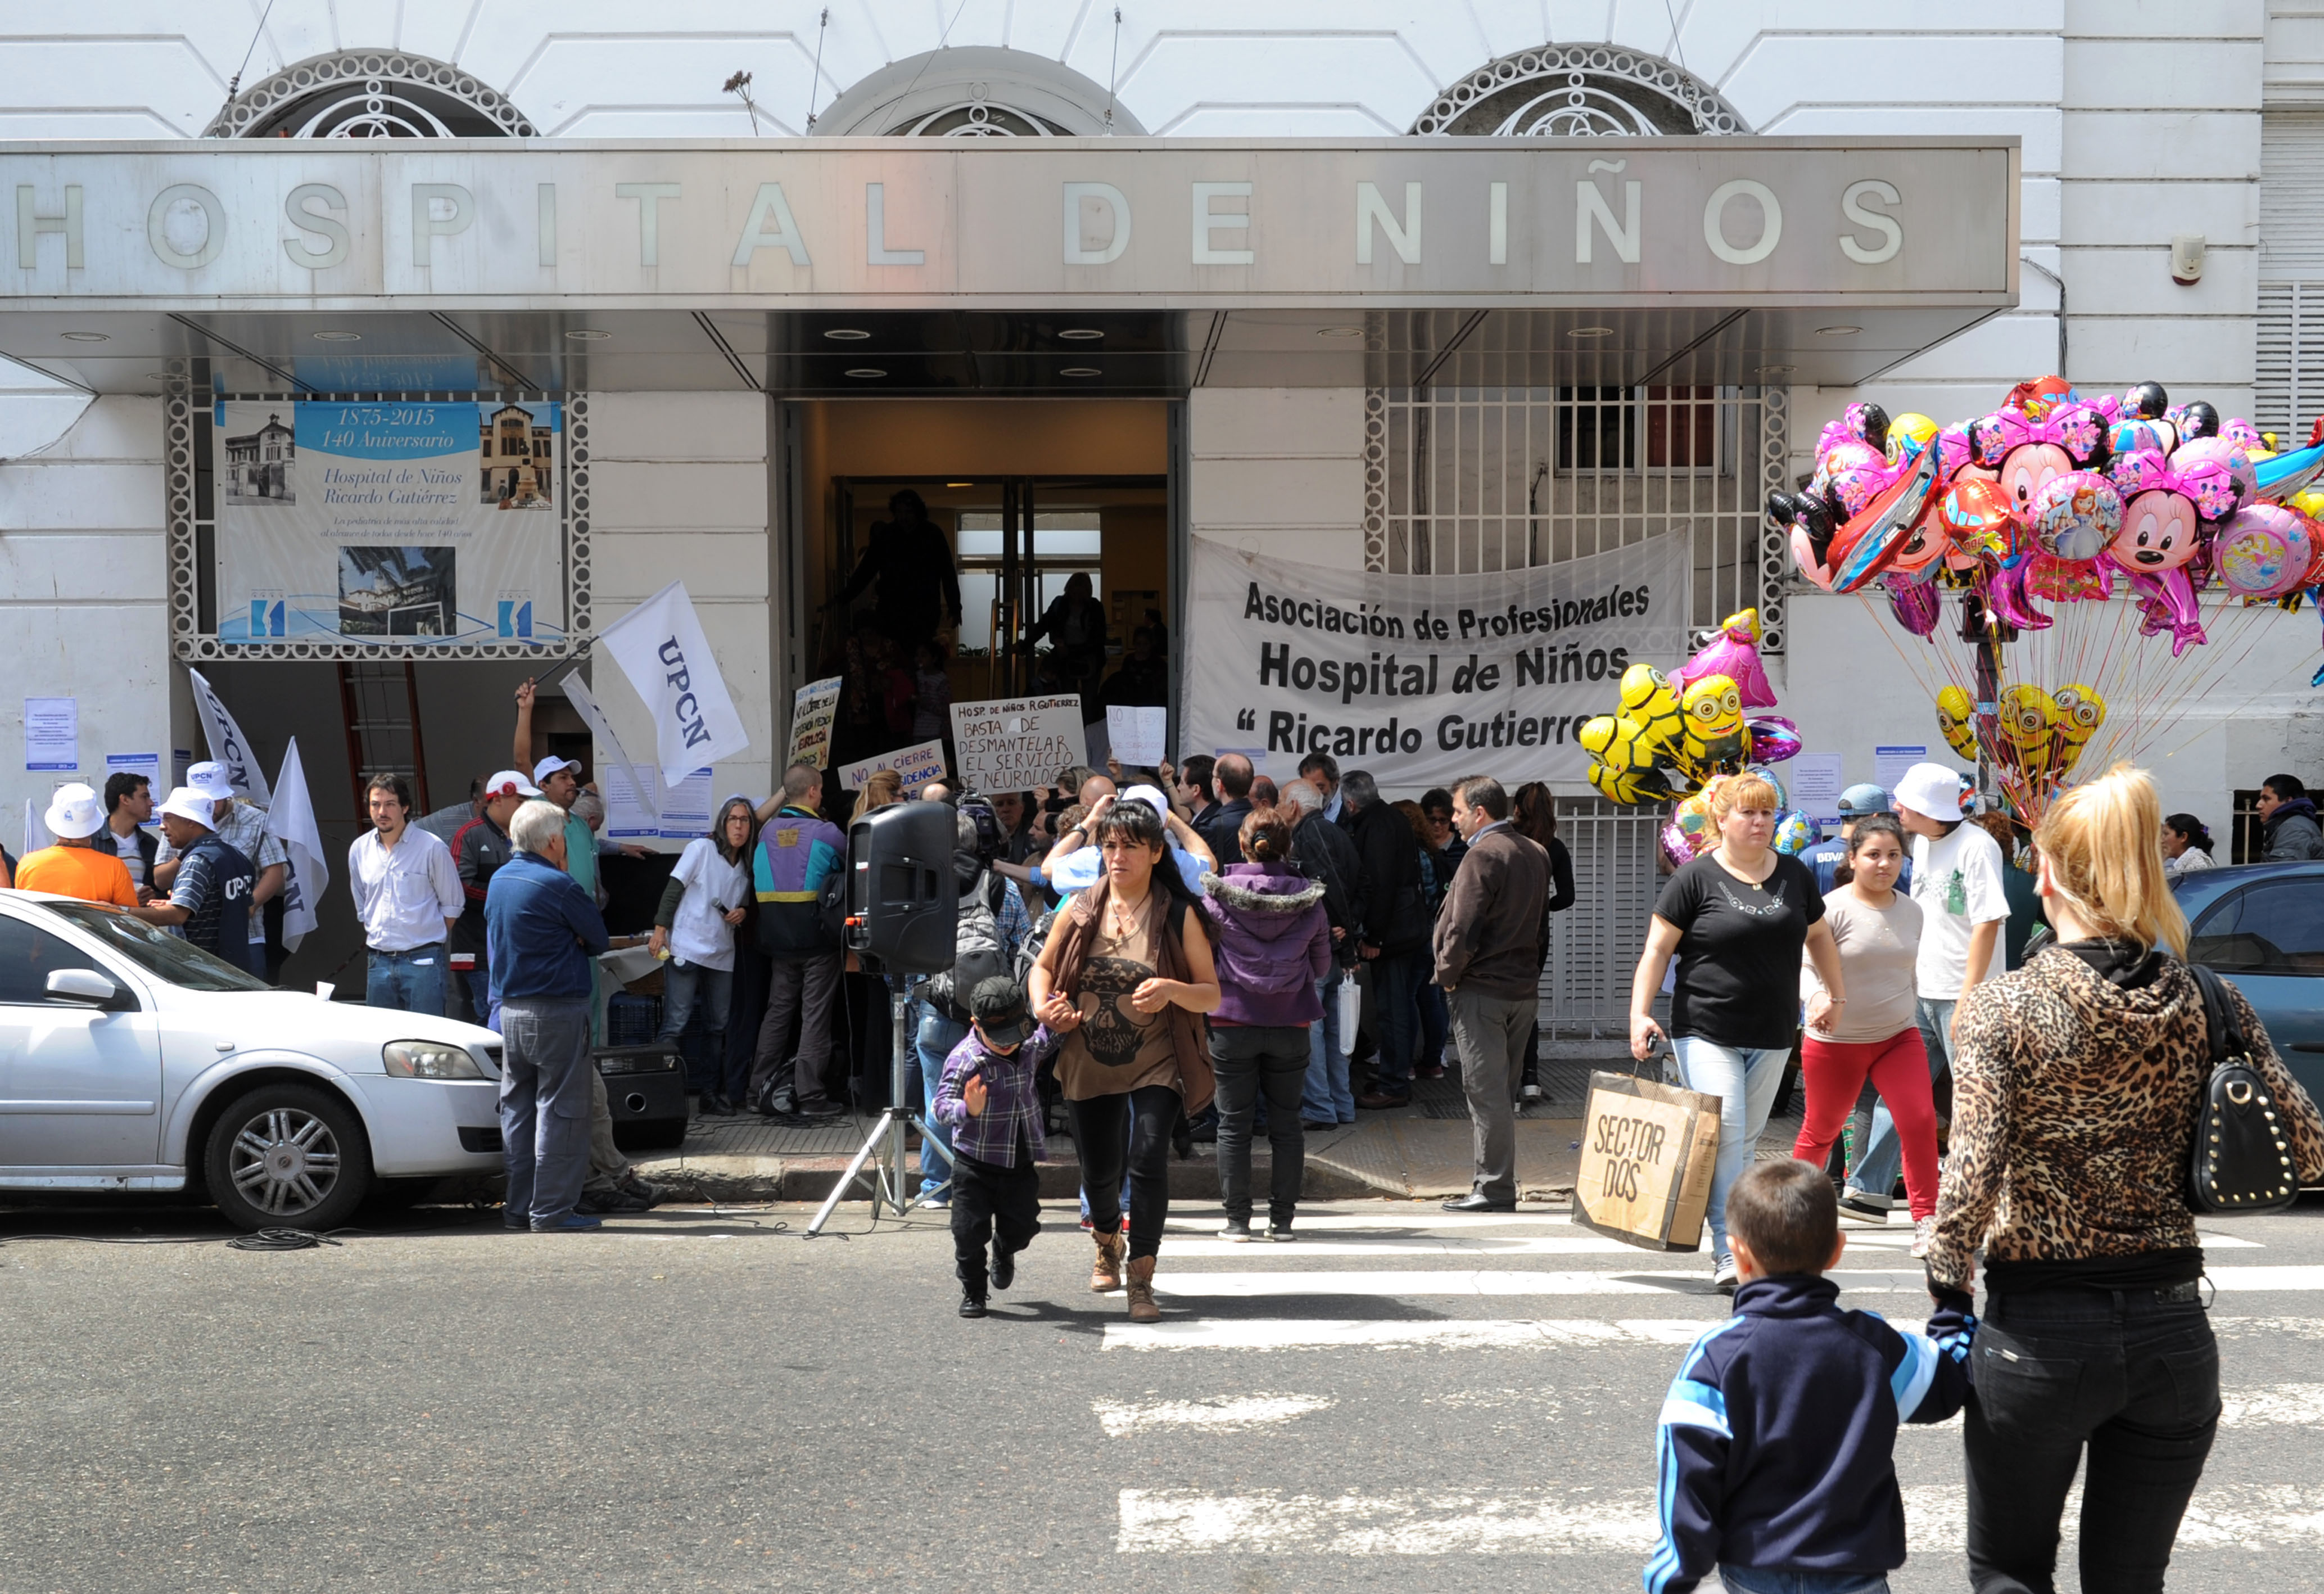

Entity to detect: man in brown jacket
[1432,774,1550,1212]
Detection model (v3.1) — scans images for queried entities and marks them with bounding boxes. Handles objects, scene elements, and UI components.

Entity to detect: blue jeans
[498,997,596,1227]
[365,943,446,1015]
[1719,1569,1892,1594]
[914,1001,967,1198]
[1303,966,1355,1122]
[1851,996,1953,1202]
[1670,1035,1791,1258]
[1368,950,1425,1096]
[658,959,736,1099]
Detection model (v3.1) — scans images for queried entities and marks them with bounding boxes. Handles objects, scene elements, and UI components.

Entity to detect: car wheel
[204,1084,372,1233]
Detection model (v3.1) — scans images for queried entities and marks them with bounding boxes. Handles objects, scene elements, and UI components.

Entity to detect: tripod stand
[805,972,956,1238]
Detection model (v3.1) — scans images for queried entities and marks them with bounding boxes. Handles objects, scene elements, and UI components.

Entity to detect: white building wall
[581,392,775,805]
[1187,390,1367,572]
[0,396,188,844]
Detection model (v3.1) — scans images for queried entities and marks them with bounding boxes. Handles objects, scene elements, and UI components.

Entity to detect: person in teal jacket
[745,764,849,1117]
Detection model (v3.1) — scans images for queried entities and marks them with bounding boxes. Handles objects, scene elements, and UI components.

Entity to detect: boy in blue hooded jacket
[1645,1158,1976,1594]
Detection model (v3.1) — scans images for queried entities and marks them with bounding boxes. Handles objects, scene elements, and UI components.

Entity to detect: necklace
[1107,889,1149,938]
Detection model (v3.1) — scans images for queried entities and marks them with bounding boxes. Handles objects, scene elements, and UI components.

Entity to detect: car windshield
[42,902,273,993]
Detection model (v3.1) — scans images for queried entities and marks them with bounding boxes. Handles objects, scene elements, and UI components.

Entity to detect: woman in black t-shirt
[1629,772,1846,1290]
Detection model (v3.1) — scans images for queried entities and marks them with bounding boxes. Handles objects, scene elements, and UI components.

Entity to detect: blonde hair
[1707,773,1782,822]
[2031,762,2187,956]
[859,769,903,811]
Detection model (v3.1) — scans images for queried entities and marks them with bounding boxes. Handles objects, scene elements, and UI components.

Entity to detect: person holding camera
[1028,796,1220,1322]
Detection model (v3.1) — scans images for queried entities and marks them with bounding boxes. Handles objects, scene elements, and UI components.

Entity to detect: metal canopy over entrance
[0,136,2016,397]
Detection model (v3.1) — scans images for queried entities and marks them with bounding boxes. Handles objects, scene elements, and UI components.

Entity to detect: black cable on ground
[225,1228,343,1252]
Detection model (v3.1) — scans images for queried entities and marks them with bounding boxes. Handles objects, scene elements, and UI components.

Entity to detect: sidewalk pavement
[625,1051,1773,1207]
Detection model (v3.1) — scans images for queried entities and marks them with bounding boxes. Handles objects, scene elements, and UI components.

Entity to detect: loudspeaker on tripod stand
[845,800,957,973]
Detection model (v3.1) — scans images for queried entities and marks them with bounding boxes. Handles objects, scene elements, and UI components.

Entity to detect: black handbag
[2185,963,2300,1214]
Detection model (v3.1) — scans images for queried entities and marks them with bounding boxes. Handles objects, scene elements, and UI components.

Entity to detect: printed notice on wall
[951,696,1085,792]
[211,400,564,648]
[24,697,76,771]
[1789,753,1844,826]
[1873,745,1929,793]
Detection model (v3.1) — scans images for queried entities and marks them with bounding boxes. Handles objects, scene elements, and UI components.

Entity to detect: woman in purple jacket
[1202,805,1333,1240]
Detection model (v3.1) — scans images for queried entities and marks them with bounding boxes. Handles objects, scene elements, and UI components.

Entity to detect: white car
[0,888,504,1230]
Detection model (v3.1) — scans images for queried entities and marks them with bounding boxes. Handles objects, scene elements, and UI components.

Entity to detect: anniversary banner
[1182,532,1693,788]
[212,400,564,645]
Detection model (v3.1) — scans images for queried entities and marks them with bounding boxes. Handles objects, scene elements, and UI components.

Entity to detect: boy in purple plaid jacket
[933,976,1047,1318]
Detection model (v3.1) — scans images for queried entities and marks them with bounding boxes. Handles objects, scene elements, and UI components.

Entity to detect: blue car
[2173,861,2324,1105]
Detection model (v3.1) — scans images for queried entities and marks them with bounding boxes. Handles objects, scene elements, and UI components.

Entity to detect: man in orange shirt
[15,784,142,908]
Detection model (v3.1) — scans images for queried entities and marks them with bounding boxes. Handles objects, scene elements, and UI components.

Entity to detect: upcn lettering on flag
[596,581,750,789]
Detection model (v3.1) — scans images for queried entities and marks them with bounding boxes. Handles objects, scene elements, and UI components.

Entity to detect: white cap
[159,785,220,829]
[43,782,104,840]
[186,760,237,801]
[532,754,582,785]
[482,770,542,802]
[1120,783,1172,818]
[1892,761,1970,821]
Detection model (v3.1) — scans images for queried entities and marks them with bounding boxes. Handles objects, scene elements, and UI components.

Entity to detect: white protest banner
[1181,532,1692,788]
[186,667,273,803]
[212,400,565,646]
[562,673,661,830]
[950,695,1085,792]
[839,739,949,793]
[1106,705,1168,767]
[595,581,751,790]
[785,676,842,770]
[265,738,329,951]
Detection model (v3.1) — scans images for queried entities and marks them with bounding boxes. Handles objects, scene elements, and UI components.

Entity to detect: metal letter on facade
[1355,181,1421,265]
[1839,179,1903,265]
[1703,178,1782,266]
[616,182,681,267]
[865,183,924,267]
[1576,166,1640,265]
[1191,180,1255,266]
[18,183,83,270]
[146,184,223,272]
[1061,181,1131,265]
[410,182,475,268]
[282,183,349,270]
[731,182,812,268]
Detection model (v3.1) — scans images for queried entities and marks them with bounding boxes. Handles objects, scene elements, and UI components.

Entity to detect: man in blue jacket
[1645,1158,1974,1594]
[747,763,849,1118]
[487,798,611,1232]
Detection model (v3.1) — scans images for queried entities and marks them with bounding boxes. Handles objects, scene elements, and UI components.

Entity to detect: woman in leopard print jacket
[1928,764,2324,1594]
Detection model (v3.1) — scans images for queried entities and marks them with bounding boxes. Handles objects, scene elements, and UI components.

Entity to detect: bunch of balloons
[1936,681,2108,789]
[1576,607,1819,864]
[1657,770,1819,873]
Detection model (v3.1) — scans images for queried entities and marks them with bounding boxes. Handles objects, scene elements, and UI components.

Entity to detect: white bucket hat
[43,782,104,840]
[158,784,220,829]
[1892,761,1970,822]
[186,761,237,801]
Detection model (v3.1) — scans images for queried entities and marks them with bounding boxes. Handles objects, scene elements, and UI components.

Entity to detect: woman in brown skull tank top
[1029,794,1220,1322]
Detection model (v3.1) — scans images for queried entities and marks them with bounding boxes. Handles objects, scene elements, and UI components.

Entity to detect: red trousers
[1793,1028,1940,1221]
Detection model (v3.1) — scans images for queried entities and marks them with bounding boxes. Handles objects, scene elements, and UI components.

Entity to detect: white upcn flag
[265,738,329,952]
[561,672,662,821]
[21,798,50,860]
[594,581,751,789]
[186,667,273,805]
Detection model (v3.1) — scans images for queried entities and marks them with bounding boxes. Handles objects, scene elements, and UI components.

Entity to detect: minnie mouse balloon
[2109,480,2203,575]
[2169,436,2256,522]
[2029,470,2124,562]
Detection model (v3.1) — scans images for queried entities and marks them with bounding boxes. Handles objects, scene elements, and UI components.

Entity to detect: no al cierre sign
[1181,532,1692,787]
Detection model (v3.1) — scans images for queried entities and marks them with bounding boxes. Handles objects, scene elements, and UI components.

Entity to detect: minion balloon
[1616,662,1687,764]
[1935,685,1980,761]
[1999,684,2062,780]
[1679,674,1748,775]
[2049,682,2108,774]
[1578,715,1677,798]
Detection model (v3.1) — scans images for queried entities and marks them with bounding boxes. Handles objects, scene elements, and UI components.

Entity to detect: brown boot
[1125,1254,1161,1322]
[1090,1230,1124,1293]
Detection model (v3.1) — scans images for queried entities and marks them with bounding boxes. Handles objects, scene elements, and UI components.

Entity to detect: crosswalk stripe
[1161,1213,1579,1232]
[1147,1265,2324,1300]
[2204,1266,2324,1290]
[1117,1482,2324,1555]
[1103,1318,1718,1351]
[1092,1395,1334,1436]
[1161,1236,1695,1259]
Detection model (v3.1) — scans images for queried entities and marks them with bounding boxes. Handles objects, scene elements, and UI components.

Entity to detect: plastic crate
[605,991,662,1048]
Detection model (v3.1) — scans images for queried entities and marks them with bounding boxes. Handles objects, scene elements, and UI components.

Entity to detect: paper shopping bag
[1570,1071,1722,1253]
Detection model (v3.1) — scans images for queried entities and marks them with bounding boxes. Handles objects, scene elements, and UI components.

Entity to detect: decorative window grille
[205,52,533,138]
[1412,44,1748,138]
[1363,385,1791,648]
[2254,282,2324,445]
[1540,796,1666,1036]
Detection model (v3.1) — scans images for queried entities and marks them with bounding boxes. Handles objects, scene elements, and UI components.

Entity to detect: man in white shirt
[155,761,287,977]
[1845,761,2009,1217]
[347,773,463,1015]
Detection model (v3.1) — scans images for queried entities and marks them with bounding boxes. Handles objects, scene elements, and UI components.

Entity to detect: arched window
[1412,44,1745,138]
[204,52,534,138]
[812,47,1141,137]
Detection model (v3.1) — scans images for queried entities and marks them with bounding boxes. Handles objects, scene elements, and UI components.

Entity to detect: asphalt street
[4,1190,2323,1593]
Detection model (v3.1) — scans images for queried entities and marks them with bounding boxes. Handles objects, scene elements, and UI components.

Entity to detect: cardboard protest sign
[839,738,948,793]
[784,676,842,770]
[1570,1071,1721,1253]
[950,695,1083,791]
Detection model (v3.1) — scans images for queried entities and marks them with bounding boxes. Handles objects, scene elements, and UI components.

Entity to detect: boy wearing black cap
[933,975,1047,1318]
